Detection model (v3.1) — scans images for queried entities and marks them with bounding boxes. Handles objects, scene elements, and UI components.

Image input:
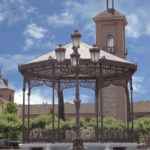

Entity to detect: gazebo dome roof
[29,42,132,65]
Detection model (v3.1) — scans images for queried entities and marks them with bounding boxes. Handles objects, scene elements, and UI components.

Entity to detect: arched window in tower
[107,34,115,53]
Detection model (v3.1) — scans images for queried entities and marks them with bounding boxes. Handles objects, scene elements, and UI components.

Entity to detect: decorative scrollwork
[30,79,96,90]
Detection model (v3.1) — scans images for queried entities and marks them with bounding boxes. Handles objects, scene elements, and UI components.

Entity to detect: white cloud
[0,13,5,22]
[64,87,94,104]
[24,38,34,49]
[47,0,104,35]
[45,40,56,50]
[14,89,51,104]
[80,93,94,103]
[24,23,47,40]
[126,9,150,38]
[47,12,74,27]
[126,14,141,38]
[0,0,36,24]
[64,0,103,20]
[83,22,95,40]
[133,76,144,94]
[14,91,94,104]
[0,54,34,73]
[23,23,56,51]
[146,23,150,35]
[58,0,103,41]
[23,35,56,51]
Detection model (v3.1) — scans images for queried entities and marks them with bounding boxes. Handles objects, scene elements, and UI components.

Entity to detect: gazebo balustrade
[19,61,134,81]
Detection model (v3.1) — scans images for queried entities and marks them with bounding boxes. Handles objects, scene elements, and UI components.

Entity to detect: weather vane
[106,0,115,10]
[0,66,2,78]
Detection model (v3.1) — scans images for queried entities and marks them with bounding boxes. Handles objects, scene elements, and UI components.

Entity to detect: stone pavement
[20,142,139,150]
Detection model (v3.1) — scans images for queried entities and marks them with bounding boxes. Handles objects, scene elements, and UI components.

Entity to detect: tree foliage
[31,113,53,129]
[4,102,17,114]
[1,102,150,142]
[30,113,67,130]
[103,117,125,129]
[30,116,125,130]
[134,117,150,137]
[0,102,21,140]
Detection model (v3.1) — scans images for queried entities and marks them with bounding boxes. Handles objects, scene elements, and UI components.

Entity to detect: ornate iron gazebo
[19,29,137,145]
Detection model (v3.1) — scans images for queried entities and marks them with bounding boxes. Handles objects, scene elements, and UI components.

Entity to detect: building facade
[0,73,14,103]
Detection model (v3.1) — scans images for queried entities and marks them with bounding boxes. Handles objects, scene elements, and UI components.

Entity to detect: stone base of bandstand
[20,142,141,150]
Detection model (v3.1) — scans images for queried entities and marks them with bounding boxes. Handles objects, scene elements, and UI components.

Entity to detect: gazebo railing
[99,128,139,143]
[25,128,139,143]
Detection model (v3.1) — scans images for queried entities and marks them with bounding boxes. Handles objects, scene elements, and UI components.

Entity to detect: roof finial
[106,0,115,12]
[107,0,109,10]
[0,66,2,78]
[112,0,114,10]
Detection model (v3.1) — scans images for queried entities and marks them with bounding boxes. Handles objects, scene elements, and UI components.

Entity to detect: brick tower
[93,0,128,121]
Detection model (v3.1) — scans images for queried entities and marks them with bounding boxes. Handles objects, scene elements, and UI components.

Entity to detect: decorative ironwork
[29,79,96,91]
[19,59,136,82]
[19,30,137,144]
[27,128,139,143]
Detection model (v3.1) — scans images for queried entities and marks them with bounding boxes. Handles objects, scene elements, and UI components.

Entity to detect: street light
[90,45,100,63]
[70,52,80,67]
[70,30,81,67]
[55,30,84,150]
[71,30,84,150]
[55,44,66,63]
[71,30,81,49]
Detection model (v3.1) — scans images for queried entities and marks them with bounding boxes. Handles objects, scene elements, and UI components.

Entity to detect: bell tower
[93,0,128,58]
[94,1,129,121]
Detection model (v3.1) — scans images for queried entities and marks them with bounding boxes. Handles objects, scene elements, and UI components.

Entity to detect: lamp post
[70,30,84,150]
[89,45,100,141]
[55,30,100,149]
[89,45,100,63]
[70,30,81,136]
[55,44,66,63]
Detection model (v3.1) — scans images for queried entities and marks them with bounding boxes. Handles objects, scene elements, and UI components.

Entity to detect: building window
[107,34,115,53]
[9,95,12,101]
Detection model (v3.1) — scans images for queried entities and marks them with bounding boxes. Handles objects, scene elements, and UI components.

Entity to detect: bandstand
[19,1,138,149]
[19,35,137,141]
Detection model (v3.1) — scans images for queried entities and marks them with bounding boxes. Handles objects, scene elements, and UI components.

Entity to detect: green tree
[134,117,150,136]
[31,115,51,129]
[0,113,21,140]
[31,113,58,129]
[4,102,17,114]
[61,118,76,129]
[0,102,21,140]
[103,117,125,129]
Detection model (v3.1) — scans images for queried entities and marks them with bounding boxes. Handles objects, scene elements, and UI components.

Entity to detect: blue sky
[0,0,149,104]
